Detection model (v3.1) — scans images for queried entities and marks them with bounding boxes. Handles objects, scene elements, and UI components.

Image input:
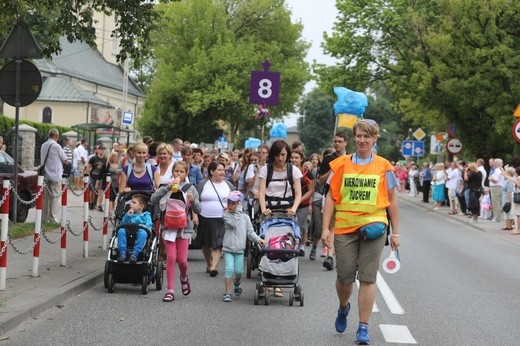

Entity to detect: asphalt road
[5,199,520,345]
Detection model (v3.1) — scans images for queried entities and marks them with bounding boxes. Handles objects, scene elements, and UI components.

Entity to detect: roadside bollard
[0,180,11,290]
[60,176,68,266]
[102,174,111,250]
[83,174,89,258]
[32,176,44,278]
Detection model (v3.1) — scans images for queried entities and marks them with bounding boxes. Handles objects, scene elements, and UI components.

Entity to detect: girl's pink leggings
[165,238,189,294]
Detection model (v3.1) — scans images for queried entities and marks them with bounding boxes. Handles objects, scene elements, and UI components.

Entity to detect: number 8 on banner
[249,60,281,106]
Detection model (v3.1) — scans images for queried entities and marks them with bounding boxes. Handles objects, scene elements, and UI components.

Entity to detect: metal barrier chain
[66,220,85,237]
[67,182,87,196]
[89,182,110,197]
[0,187,10,207]
[10,183,45,205]
[44,184,68,199]
[8,234,40,255]
[41,227,66,245]
[0,237,9,258]
[88,216,108,232]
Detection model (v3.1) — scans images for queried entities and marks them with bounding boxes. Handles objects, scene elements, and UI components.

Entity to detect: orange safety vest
[329,154,392,235]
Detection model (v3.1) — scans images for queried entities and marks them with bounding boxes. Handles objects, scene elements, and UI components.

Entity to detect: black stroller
[103,191,164,294]
[254,215,304,306]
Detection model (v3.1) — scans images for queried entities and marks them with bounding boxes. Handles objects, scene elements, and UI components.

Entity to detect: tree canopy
[138,0,310,145]
[0,0,158,68]
[316,0,520,160]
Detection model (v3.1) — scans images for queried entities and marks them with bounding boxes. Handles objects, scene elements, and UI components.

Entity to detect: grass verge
[5,221,61,240]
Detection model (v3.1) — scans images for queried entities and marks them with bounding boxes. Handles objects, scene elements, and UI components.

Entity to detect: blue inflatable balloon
[269,123,287,139]
[333,87,368,117]
[245,137,261,149]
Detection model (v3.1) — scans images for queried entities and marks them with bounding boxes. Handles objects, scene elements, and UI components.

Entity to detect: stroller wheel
[264,291,270,305]
[103,261,109,289]
[246,251,252,279]
[254,287,259,305]
[299,291,304,307]
[156,261,164,290]
[107,273,115,293]
[141,274,149,295]
[289,292,294,306]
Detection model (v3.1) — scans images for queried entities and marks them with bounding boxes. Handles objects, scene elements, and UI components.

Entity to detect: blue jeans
[223,251,244,279]
[117,228,147,256]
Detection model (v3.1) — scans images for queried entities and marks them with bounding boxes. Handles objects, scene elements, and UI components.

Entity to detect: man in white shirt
[477,158,487,188]
[74,139,88,189]
[445,161,462,215]
[172,138,183,162]
[488,158,505,222]
[41,129,68,223]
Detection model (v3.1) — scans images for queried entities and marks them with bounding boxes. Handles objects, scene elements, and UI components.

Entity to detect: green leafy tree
[298,89,335,156]
[138,0,310,144]
[316,0,520,159]
[0,0,158,68]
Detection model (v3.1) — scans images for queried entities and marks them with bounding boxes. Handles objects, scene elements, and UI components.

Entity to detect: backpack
[163,184,191,230]
[265,162,294,208]
[267,232,297,261]
[126,163,155,190]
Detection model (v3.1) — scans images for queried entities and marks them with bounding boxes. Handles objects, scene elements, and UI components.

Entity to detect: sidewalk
[0,190,108,335]
[397,192,520,244]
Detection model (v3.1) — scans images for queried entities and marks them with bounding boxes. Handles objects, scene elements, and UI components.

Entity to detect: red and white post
[32,176,44,278]
[0,180,11,290]
[102,174,111,250]
[83,174,89,258]
[60,176,68,266]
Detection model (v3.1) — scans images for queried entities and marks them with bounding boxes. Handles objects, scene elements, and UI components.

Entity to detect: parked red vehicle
[0,151,38,222]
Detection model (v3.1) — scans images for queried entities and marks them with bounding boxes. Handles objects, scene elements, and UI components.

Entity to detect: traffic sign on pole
[446,138,463,155]
[402,140,424,157]
[413,128,426,141]
[512,119,520,142]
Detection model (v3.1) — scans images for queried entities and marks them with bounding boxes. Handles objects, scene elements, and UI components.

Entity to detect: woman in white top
[156,143,174,185]
[258,140,302,217]
[195,161,234,277]
[432,162,447,209]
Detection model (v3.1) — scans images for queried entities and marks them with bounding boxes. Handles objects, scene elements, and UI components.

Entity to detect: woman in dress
[106,152,119,217]
[432,162,447,210]
[195,161,234,277]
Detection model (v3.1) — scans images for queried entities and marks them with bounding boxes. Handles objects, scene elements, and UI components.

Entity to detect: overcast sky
[283,0,338,126]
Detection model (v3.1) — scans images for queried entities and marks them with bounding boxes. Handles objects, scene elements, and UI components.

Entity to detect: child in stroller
[254,214,304,306]
[117,194,153,263]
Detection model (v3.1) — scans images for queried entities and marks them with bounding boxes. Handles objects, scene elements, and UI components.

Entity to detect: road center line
[376,272,405,314]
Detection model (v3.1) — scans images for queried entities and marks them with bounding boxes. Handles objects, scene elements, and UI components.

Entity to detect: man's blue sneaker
[356,323,370,345]
[334,302,350,333]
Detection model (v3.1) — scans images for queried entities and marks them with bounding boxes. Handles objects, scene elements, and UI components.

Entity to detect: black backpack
[265,162,294,209]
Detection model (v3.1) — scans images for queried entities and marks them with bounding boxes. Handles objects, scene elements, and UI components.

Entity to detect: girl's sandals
[234,283,242,296]
[222,293,232,302]
[274,287,283,297]
[180,276,191,296]
[163,292,174,302]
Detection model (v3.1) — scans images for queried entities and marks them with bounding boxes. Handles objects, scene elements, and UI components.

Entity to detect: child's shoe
[222,293,232,302]
[234,283,242,296]
[180,276,191,296]
[118,252,126,263]
[129,253,138,264]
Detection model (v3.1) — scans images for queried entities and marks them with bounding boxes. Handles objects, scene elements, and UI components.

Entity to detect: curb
[0,268,104,335]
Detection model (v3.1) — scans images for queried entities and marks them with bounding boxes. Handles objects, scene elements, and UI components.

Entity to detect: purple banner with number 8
[249,61,280,106]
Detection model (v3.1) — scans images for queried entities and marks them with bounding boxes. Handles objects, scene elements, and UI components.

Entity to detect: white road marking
[380,324,417,344]
[356,279,379,312]
[376,272,405,314]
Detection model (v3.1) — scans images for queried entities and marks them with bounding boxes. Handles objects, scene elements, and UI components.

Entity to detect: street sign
[122,111,133,125]
[401,140,424,157]
[249,60,280,106]
[413,128,426,141]
[514,104,520,118]
[446,138,463,155]
[446,123,457,137]
[0,59,41,107]
[512,119,520,142]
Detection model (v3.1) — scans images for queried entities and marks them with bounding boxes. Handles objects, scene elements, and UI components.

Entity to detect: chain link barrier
[88,181,110,197]
[44,183,68,199]
[8,234,40,255]
[0,187,10,208]
[41,227,66,245]
[0,238,8,258]
[67,181,87,197]
[66,220,85,237]
[10,183,45,206]
[88,216,109,232]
